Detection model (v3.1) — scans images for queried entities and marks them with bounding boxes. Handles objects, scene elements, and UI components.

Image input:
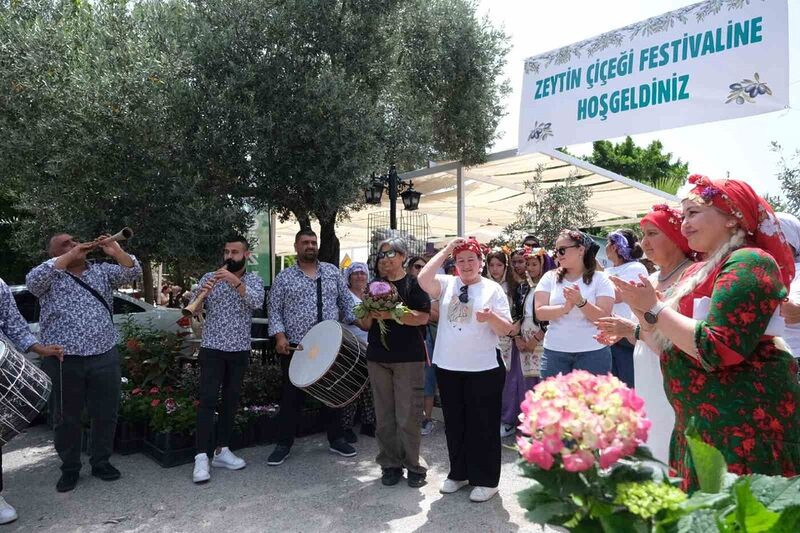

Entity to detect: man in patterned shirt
[27,232,142,493]
[267,228,358,465]
[0,278,64,524]
[191,236,265,484]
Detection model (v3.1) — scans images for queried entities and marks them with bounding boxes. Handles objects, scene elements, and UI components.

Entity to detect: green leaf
[676,509,721,533]
[598,512,650,533]
[730,479,780,532]
[524,501,573,525]
[770,506,800,532]
[747,474,800,512]
[685,419,727,493]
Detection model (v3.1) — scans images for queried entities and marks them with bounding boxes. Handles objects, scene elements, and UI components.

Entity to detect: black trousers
[276,351,343,447]
[41,348,121,473]
[195,348,249,453]
[436,356,505,488]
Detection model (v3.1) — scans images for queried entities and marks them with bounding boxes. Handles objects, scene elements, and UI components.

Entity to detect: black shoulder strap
[316,276,323,323]
[65,272,113,319]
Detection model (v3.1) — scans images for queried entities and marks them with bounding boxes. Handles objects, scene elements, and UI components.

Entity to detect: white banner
[518,0,789,153]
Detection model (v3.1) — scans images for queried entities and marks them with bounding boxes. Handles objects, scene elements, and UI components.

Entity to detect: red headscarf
[640,204,692,256]
[682,174,795,287]
[453,238,483,260]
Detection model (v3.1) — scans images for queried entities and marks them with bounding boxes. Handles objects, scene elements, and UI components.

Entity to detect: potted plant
[230,408,258,450]
[250,404,280,445]
[116,381,152,454]
[143,394,198,468]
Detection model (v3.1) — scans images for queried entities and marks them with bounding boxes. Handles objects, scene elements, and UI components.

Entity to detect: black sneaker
[267,445,291,466]
[56,472,79,492]
[381,468,403,486]
[407,471,427,488]
[91,463,121,481]
[360,423,375,437]
[328,438,357,458]
[344,429,358,444]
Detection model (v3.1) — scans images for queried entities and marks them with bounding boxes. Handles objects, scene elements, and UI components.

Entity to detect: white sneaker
[469,486,499,502]
[0,496,17,525]
[439,478,469,494]
[500,423,516,437]
[212,447,246,470]
[193,453,211,483]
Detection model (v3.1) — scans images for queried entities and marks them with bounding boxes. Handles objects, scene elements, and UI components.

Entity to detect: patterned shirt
[26,257,142,356]
[194,271,264,352]
[269,262,355,344]
[0,278,38,352]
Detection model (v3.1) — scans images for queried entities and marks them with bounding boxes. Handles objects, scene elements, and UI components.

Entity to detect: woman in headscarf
[604,229,648,388]
[612,175,800,490]
[417,238,512,503]
[596,205,694,463]
[777,212,800,360]
[340,262,376,442]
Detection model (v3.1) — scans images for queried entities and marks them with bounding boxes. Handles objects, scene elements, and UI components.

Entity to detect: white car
[10,285,193,338]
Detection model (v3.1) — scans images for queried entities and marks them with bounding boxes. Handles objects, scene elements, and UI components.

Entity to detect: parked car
[10,285,193,339]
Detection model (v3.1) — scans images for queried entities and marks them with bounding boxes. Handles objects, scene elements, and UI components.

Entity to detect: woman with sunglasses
[596,205,693,464]
[534,230,615,377]
[417,237,513,502]
[612,176,800,490]
[361,238,431,488]
[603,229,648,388]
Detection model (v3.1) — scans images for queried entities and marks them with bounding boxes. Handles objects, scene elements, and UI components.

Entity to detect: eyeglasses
[556,244,581,256]
[376,250,398,259]
[411,263,425,270]
[458,284,469,303]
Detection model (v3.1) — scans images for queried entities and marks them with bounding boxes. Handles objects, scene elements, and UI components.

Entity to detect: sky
[477,0,800,196]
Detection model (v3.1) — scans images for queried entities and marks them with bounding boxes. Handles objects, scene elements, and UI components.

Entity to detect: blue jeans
[610,340,635,388]
[540,347,612,378]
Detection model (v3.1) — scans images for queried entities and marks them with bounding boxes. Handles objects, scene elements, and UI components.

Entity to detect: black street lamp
[363,165,422,229]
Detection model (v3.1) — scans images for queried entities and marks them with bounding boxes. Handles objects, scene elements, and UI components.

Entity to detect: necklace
[658,258,690,282]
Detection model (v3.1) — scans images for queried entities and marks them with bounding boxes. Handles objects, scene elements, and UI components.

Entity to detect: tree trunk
[141,258,154,304]
[317,211,340,266]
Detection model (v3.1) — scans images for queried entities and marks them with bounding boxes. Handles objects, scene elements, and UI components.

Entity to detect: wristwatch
[643,302,667,324]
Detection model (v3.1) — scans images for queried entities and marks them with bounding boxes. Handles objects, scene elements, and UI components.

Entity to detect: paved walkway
[2,418,553,532]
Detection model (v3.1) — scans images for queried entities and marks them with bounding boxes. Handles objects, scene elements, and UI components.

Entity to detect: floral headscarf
[640,204,692,256]
[681,174,795,287]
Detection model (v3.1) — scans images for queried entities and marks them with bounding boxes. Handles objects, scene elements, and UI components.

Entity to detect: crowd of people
[2,174,800,523]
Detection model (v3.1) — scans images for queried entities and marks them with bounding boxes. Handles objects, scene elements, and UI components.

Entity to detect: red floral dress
[662,248,800,491]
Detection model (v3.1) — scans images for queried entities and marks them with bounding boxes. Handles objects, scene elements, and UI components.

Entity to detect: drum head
[289,321,344,388]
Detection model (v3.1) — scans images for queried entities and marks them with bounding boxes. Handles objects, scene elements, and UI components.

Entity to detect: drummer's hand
[32,343,65,362]
[275,335,290,356]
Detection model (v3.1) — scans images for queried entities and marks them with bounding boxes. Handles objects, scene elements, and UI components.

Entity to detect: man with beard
[191,236,264,484]
[267,228,357,466]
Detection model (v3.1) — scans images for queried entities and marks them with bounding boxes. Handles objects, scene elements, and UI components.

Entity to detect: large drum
[289,321,368,408]
[0,339,52,445]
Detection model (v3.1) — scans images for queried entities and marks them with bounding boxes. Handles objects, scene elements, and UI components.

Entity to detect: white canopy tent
[273,147,678,257]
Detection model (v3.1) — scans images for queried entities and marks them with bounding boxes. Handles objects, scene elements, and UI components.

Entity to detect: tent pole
[456,164,465,237]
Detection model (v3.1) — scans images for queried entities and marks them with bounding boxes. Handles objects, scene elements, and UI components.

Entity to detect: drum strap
[66,272,113,320]
[316,277,323,323]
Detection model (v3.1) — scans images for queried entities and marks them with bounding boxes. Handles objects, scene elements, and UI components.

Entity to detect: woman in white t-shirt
[604,229,649,387]
[534,230,615,376]
[777,212,800,360]
[417,238,513,504]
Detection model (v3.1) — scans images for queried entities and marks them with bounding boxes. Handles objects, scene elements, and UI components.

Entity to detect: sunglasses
[411,263,425,270]
[556,244,581,256]
[376,250,398,259]
[458,284,469,303]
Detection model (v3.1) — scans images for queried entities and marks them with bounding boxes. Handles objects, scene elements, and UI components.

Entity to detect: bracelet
[633,324,641,341]
[577,298,587,308]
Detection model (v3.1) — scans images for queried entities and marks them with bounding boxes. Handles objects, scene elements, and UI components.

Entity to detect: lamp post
[364,165,422,230]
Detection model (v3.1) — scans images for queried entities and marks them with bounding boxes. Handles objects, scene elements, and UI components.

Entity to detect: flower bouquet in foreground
[517,371,800,532]
[353,280,409,349]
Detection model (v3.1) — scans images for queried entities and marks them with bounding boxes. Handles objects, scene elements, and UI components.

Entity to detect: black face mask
[224,257,246,272]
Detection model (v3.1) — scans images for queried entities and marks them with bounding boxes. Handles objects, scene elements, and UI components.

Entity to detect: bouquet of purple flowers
[354,281,410,349]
